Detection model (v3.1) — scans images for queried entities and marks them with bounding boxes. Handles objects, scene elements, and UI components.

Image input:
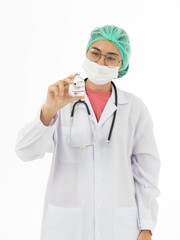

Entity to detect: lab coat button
[96,152,100,156]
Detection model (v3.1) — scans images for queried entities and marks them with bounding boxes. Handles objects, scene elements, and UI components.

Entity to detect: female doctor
[15,25,161,240]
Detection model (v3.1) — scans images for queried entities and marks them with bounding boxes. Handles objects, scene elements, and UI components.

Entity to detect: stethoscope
[68,78,118,149]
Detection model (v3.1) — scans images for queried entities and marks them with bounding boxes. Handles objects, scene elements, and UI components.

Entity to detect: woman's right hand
[43,74,85,115]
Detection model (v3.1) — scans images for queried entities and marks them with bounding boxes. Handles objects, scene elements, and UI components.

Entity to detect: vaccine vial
[69,72,85,97]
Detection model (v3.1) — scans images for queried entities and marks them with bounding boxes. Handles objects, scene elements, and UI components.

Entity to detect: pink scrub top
[85,86,112,122]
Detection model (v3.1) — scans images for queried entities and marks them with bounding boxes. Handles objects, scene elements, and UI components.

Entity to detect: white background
[0,0,180,239]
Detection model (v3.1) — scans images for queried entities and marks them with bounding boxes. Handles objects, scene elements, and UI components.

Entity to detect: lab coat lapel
[85,82,129,130]
[97,83,129,129]
[84,91,98,126]
[96,87,117,129]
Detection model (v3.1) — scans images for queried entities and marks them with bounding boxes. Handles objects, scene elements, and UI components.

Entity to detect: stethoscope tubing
[70,78,118,144]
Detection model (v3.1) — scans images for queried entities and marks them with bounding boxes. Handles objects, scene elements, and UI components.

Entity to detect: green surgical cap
[85,25,131,78]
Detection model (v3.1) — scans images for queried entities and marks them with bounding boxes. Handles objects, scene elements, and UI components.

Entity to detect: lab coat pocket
[113,206,140,240]
[44,203,82,240]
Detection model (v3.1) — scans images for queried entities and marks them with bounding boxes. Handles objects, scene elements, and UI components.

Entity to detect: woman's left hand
[137,230,152,240]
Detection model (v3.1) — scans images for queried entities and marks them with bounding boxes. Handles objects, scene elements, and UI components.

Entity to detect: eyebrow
[90,47,120,57]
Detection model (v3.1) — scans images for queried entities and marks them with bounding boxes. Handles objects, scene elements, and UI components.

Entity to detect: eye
[92,51,100,56]
[107,56,116,61]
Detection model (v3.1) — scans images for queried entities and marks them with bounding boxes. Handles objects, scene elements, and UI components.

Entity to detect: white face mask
[81,57,119,85]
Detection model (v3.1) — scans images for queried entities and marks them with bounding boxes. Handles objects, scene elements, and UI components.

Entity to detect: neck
[85,78,112,92]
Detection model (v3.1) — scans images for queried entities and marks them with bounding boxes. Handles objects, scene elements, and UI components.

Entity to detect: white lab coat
[15,84,161,240]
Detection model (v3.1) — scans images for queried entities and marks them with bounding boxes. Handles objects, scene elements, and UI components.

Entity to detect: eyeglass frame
[86,47,123,68]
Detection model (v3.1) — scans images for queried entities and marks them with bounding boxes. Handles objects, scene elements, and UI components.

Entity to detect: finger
[55,75,75,85]
[67,74,76,78]
[48,85,59,98]
[58,80,64,96]
[58,76,76,96]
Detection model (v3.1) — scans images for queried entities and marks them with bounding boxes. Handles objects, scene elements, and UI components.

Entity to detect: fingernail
[60,91,64,96]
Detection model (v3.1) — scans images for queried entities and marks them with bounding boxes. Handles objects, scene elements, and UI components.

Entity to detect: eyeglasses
[87,48,123,68]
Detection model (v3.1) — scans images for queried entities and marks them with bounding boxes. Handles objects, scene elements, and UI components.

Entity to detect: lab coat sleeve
[131,105,161,236]
[15,100,59,162]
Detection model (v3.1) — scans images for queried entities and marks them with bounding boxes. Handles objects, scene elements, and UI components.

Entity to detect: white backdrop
[0,0,180,239]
